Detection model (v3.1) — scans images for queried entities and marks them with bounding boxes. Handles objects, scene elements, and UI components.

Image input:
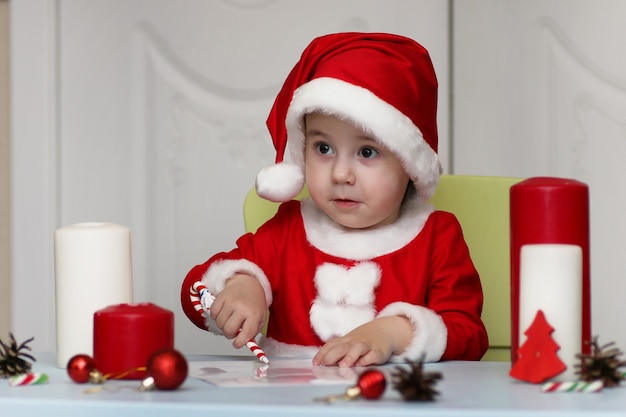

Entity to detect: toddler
[181,32,488,367]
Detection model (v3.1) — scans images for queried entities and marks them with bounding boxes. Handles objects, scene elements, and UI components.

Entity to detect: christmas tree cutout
[510,309,567,383]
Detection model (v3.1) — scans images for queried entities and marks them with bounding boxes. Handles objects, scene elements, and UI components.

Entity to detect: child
[181,32,488,367]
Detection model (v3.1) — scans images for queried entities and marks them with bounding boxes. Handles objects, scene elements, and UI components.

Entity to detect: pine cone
[575,336,626,388]
[392,357,442,401]
[0,333,36,378]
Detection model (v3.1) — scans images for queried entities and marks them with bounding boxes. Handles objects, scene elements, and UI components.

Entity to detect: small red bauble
[316,369,387,403]
[67,354,96,384]
[356,369,387,399]
[144,348,188,390]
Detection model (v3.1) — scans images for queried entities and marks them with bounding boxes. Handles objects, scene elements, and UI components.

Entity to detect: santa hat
[256,32,442,204]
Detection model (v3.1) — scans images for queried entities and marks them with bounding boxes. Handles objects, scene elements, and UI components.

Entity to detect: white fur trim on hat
[377,302,447,362]
[256,162,305,202]
[285,77,442,205]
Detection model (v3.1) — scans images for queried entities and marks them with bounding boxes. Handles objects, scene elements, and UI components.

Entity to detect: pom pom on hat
[256,162,305,202]
[257,32,441,203]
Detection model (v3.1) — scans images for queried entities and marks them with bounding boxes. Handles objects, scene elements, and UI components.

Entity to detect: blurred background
[2,0,625,357]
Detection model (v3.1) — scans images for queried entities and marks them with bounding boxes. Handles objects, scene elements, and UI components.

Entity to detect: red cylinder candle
[510,177,591,364]
[93,303,174,379]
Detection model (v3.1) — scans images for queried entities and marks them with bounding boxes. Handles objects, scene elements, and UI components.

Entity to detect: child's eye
[359,147,379,159]
[316,142,333,155]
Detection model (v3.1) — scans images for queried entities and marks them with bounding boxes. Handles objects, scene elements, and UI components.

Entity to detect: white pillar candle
[519,244,582,381]
[54,223,133,368]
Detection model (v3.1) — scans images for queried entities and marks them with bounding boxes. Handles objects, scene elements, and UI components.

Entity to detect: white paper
[189,359,382,387]
[519,244,582,381]
[54,222,133,368]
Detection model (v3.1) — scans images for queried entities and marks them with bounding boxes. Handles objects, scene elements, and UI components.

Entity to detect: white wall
[11,0,449,354]
[453,0,626,351]
[13,0,625,359]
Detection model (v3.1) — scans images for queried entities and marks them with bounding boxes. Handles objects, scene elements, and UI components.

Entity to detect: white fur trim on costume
[377,302,447,362]
[201,259,273,307]
[301,196,434,260]
[259,336,319,358]
[256,162,304,202]
[310,262,381,341]
[286,77,442,205]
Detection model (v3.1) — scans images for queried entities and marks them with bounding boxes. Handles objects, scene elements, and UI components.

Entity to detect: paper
[519,244,582,381]
[54,222,134,368]
[189,359,379,387]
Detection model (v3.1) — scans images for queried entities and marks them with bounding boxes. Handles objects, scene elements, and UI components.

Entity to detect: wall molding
[0,0,11,339]
[10,0,59,349]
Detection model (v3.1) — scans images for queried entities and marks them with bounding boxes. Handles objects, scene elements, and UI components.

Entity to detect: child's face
[304,112,410,230]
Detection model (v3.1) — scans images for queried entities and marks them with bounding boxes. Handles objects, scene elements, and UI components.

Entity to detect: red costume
[181,197,488,361]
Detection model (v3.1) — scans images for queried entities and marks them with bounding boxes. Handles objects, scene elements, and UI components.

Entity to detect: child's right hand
[209,273,267,349]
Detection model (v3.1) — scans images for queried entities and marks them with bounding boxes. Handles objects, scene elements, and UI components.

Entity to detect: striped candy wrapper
[8,373,49,387]
[541,380,604,393]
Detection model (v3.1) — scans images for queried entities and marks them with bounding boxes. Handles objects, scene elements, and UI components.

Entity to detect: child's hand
[312,316,413,367]
[209,273,267,349]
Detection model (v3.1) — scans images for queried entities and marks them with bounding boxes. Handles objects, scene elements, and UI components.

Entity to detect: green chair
[243,175,522,361]
[429,175,521,361]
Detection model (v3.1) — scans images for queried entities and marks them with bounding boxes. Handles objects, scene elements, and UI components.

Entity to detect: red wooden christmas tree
[509,309,567,383]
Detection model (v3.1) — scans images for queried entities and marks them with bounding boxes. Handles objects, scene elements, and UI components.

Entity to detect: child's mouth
[333,199,360,208]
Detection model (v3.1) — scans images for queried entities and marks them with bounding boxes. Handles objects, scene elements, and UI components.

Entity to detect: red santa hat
[256,32,442,204]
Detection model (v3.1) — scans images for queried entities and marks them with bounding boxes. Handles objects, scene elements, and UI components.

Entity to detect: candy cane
[190,281,269,364]
[8,373,49,387]
[190,281,214,313]
[246,339,270,364]
[541,380,604,393]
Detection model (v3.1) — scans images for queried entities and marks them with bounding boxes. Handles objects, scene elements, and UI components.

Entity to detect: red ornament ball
[145,348,188,390]
[357,369,387,399]
[67,354,97,384]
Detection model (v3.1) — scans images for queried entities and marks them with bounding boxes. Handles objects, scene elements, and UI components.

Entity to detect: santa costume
[181,32,488,362]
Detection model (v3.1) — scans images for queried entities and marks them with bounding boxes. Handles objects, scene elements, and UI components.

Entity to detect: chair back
[243,175,522,361]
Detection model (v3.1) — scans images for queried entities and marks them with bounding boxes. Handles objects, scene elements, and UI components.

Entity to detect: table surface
[2,353,625,417]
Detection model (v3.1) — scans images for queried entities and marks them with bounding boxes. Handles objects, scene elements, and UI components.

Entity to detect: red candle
[510,177,591,364]
[93,303,174,379]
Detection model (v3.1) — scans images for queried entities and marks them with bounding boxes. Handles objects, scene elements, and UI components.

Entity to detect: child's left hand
[312,316,413,367]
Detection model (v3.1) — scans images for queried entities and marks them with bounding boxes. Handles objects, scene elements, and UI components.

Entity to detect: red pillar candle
[510,177,591,364]
[93,303,174,379]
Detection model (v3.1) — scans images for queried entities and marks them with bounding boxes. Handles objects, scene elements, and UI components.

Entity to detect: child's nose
[331,157,355,184]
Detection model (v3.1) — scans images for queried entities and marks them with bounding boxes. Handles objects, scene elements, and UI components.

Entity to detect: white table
[1,353,625,417]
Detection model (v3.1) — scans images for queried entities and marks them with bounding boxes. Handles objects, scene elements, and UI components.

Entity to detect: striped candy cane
[8,373,49,387]
[246,339,270,364]
[541,380,604,393]
[190,281,214,313]
[190,281,269,364]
